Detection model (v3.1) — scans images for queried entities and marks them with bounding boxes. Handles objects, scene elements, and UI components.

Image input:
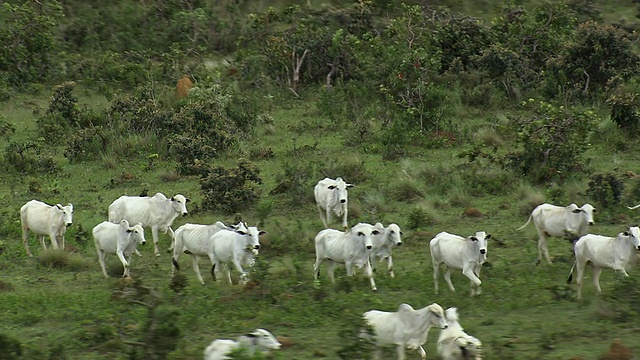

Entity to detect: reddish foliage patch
[175,75,193,99]
[463,208,483,217]
[600,339,634,360]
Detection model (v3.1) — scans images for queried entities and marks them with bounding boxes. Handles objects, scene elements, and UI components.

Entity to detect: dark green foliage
[3,140,59,175]
[406,205,437,229]
[0,114,16,139]
[586,173,624,209]
[200,159,262,214]
[602,276,640,323]
[607,90,640,136]
[432,8,490,73]
[37,251,70,269]
[0,333,22,360]
[270,161,314,206]
[505,100,598,184]
[37,82,80,144]
[336,311,375,360]
[64,126,108,163]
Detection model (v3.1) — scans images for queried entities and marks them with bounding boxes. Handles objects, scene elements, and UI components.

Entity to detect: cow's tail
[515,215,533,231]
[171,257,180,271]
[567,261,576,284]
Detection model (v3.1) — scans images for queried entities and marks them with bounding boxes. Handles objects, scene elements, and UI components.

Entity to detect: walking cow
[108,192,189,256]
[93,220,146,278]
[314,177,354,229]
[20,200,74,257]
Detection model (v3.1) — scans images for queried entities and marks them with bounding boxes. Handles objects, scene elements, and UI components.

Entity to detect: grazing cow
[108,192,189,257]
[363,303,448,360]
[205,225,265,285]
[204,328,281,360]
[516,203,596,264]
[430,231,491,297]
[171,221,254,285]
[20,200,74,257]
[93,220,146,278]
[314,177,354,229]
[437,307,483,360]
[567,226,640,299]
[370,222,403,278]
[313,223,379,291]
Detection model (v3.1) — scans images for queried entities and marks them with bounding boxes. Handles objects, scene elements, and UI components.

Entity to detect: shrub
[607,90,640,136]
[0,333,22,360]
[200,159,262,214]
[586,173,624,209]
[406,203,439,229]
[3,140,59,175]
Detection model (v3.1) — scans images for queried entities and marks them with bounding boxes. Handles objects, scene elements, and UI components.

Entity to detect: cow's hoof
[372,287,378,292]
[155,253,161,257]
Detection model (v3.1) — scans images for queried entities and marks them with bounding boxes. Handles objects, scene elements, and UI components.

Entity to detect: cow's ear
[347,183,355,188]
[186,198,191,202]
[470,236,478,241]
[328,185,337,190]
[372,230,380,235]
[236,230,247,235]
[486,234,492,239]
[572,208,582,213]
[126,229,133,233]
[400,231,404,236]
[258,230,267,235]
[624,231,630,236]
[56,204,63,210]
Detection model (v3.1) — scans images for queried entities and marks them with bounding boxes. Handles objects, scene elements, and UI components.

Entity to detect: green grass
[2,88,640,359]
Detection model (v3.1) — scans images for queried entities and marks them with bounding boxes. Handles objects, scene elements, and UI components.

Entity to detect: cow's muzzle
[441,324,448,330]
[396,242,402,246]
[366,245,372,250]
[182,212,188,217]
[340,199,346,203]
[636,246,640,251]
[588,221,595,225]
[480,249,486,254]
[65,223,72,227]
[141,241,147,246]
[254,244,260,250]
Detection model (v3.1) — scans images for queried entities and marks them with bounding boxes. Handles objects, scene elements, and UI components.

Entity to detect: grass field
[1,84,640,360]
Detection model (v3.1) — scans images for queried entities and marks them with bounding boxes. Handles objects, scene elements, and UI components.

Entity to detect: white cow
[567,226,640,299]
[516,203,596,264]
[20,200,74,257]
[313,223,379,291]
[203,328,281,360]
[171,221,254,285]
[437,307,483,360]
[209,225,266,285]
[93,220,146,278]
[363,303,448,360]
[108,192,189,256]
[314,177,354,229]
[430,231,491,297]
[370,222,403,278]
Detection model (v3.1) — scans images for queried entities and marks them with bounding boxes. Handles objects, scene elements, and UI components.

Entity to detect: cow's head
[624,225,640,250]
[572,204,596,225]
[385,223,403,247]
[427,303,448,330]
[240,226,266,251]
[470,231,490,255]
[328,177,354,204]
[127,223,147,246]
[248,328,282,351]
[170,194,190,216]
[351,223,376,250]
[56,203,74,227]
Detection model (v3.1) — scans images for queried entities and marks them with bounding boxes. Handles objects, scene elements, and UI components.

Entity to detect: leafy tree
[200,159,262,214]
[0,1,63,85]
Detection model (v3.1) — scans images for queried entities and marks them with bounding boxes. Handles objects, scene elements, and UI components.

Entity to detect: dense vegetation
[2,0,640,359]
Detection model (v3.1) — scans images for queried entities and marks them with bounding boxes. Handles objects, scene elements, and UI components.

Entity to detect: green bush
[0,333,22,360]
[3,140,59,175]
[200,159,262,214]
[586,173,624,209]
[607,89,640,136]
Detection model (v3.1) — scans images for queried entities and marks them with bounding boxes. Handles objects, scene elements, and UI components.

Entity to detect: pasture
[1,88,640,360]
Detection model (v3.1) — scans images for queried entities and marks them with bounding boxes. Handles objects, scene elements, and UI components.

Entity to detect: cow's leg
[474,265,483,295]
[151,226,161,256]
[48,230,60,250]
[537,234,552,264]
[592,267,602,294]
[462,265,482,297]
[363,260,377,291]
[22,226,33,257]
[327,261,337,283]
[396,344,406,360]
[313,257,323,282]
[166,226,176,252]
[40,235,48,250]
[432,261,440,294]
[576,260,586,299]
[417,345,426,360]
[317,207,329,228]
[97,249,108,278]
[341,208,348,230]
[192,254,205,285]
[444,267,456,293]
[116,250,130,278]
[387,256,395,279]
[325,208,333,228]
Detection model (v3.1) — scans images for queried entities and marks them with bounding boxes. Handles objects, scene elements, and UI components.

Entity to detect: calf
[204,328,281,360]
[437,307,483,360]
[209,225,266,285]
[313,223,379,291]
[517,203,596,264]
[314,177,354,229]
[567,226,640,299]
[20,200,73,257]
[430,231,491,297]
[93,220,146,278]
[370,222,403,278]
[108,192,189,256]
[363,303,448,360]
